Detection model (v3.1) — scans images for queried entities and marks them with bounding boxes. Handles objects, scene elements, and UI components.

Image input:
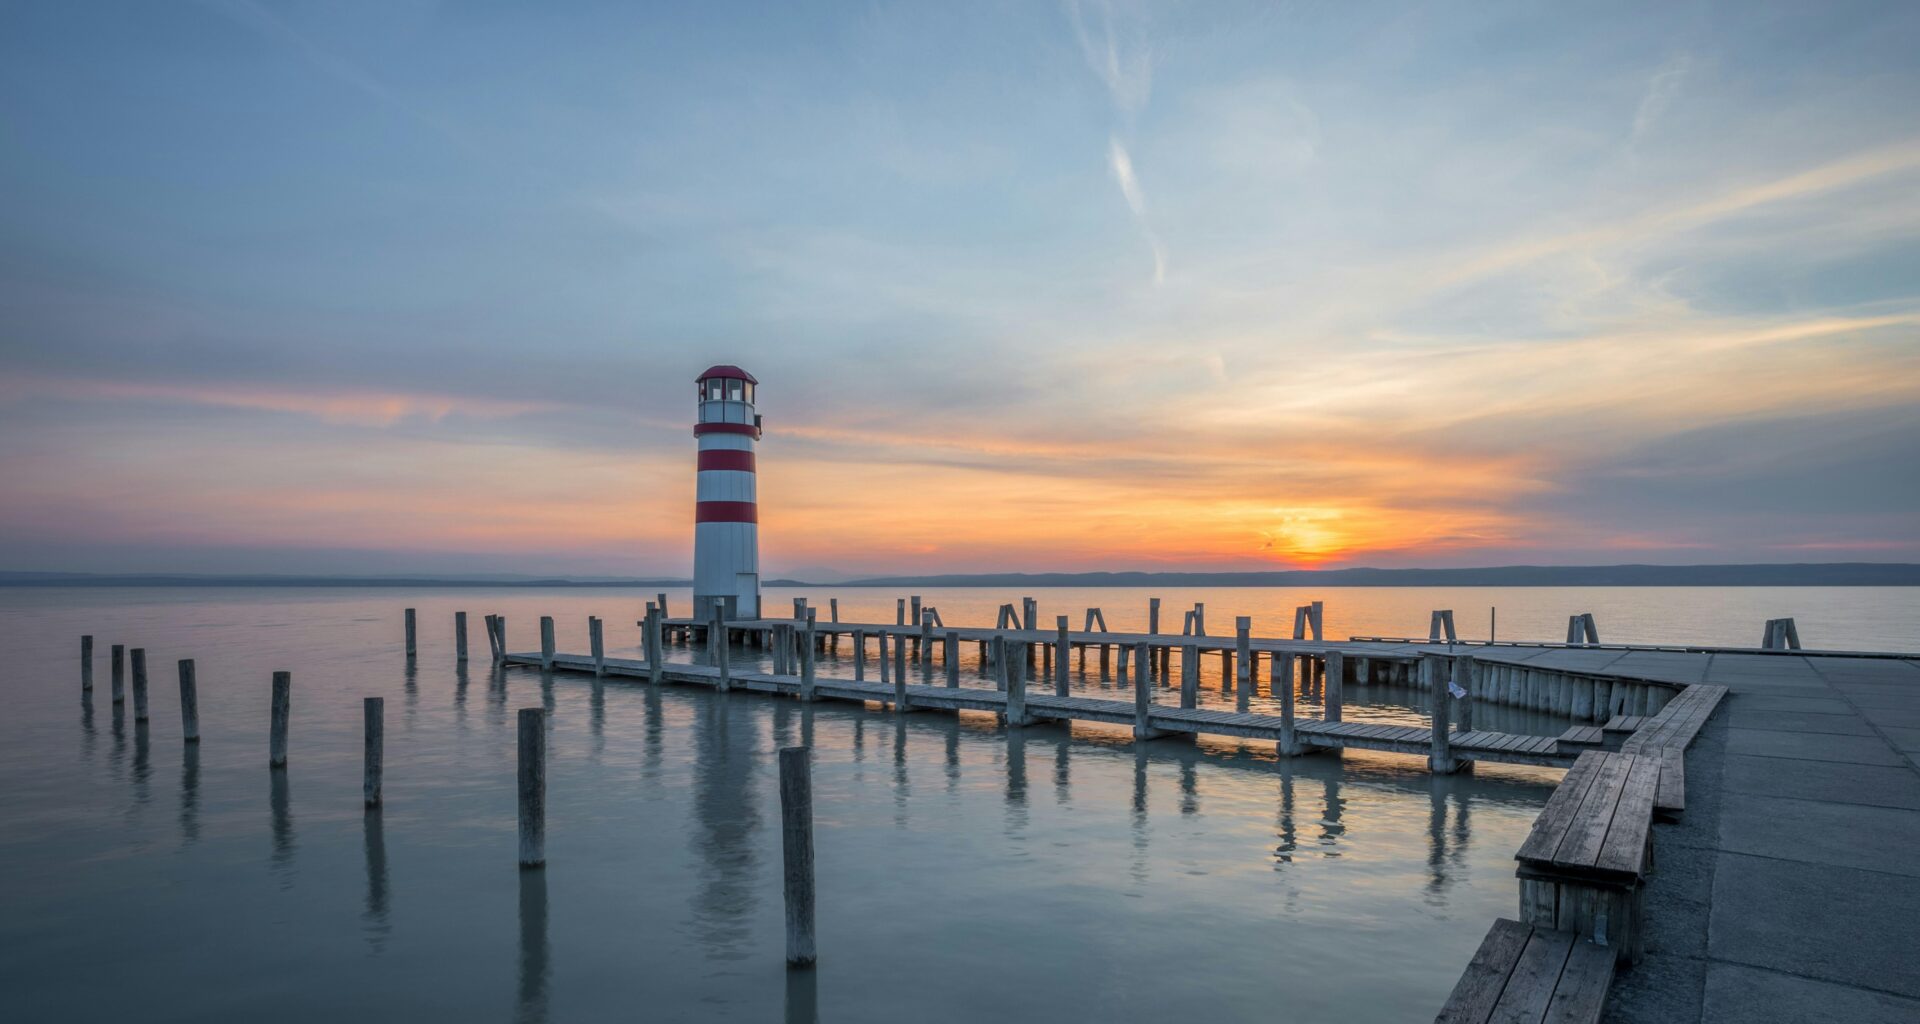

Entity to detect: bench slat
[1436,918,1533,1024]
[1488,926,1576,1023]
[1595,755,1661,877]
[1550,753,1636,870]
[1516,752,1607,865]
[1542,937,1615,1024]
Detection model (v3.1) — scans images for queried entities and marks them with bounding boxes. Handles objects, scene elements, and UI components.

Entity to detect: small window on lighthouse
[726,379,743,401]
[743,382,754,404]
[705,379,723,401]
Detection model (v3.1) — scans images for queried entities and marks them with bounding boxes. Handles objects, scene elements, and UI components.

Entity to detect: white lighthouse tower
[692,364,761,621]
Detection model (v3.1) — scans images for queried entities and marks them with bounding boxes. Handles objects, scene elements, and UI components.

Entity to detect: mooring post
[893,634,910,712]
[910,596,922,657]
[1325,650,1344,723]
[1022,597,1037,631]
[269,671,291,768]
[364,697,384,807]
[1133,640,1166,740]
[1426,655,1459,773]
[405,608,417,658]
[1193,602,1207,636]
[711,609,731,693]
[1271,641,1294,698]
[1235,617,1253,701]
[919,609,932,666]
[800,615,817,702]
[539,616,555,671]
[778,746,816,967]
[877,630,891,686]
[1457,655,1476,733]
[656,593,668,620]
[1567,615,1584,645]
[1117,642,1131,683]
[829,598,839,623]
[495,615,508,666]
[944,631,960,687]
[893,626,907,683]
[1149,597,1161,635]
[455,611,469,663]
[1178,642,1198,708]
[111,644,125,704]
[1582,613,1599,645]
[1055,615,1071,698]
[130,648,150,722]
[177,659,199,743]
[896,597,906,626]
[485,614,499,663]
[1005,641,1032,727]
[1310,601,1324,641]
[1277,646,1305,756]
[590,616,605,677]
[853,629,866,682]
[81,635,94,692]
[518,707,546,867]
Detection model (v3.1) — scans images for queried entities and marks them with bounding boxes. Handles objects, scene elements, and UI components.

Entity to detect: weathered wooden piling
[1235,617,1253,701]
[485,614,500,663]
[81,635,94,692]
[1148,597,1161,635]
[518,707,546,868]
[364,697,384,807]
[1277,649,1304,756]
[829,598,839,623]
[777,746,816,967]
[130,648,150,722]
[269,671,291,768]
[589,616,605,677]
[455,611,469,662]
[944,631,960,687]
[493,615,508,666]
[177,659,199,742]
[893,626,907,682]
[644,604,664,684]
[1054,616,1071,698]
[877,631,891,685]
[853,629,867,681]
[1324,650,1344,723]
[1426,654,1461,773]
[655,593,668,619]
[405,608,417,658]
[710,609,730,693]
[895,597,906,626]
[1133,640,1168,740]
[1456,657,1475,732]
[892,636,911,712]
[1180,642,1199,709]
[799,616,817,702]
[539,616,555,670]
[111,644,125,704]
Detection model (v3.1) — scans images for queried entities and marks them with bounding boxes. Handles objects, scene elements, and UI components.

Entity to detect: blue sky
[1,1,1917,576]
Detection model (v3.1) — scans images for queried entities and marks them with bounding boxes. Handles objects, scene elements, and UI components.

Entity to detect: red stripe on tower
[697,450,756,473]
[694,422,760,438]
[695,501,759,524]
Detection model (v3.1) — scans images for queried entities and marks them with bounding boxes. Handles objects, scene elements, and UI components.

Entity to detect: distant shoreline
[3,563,1916,588]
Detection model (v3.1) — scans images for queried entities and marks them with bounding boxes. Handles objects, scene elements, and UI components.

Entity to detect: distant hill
[821,563,1920,588]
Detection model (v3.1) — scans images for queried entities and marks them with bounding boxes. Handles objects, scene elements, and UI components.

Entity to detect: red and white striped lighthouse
[692,364,761,621]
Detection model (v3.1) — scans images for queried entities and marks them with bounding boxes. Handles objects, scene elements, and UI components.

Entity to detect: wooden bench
[1600,715,1645,735]
[1514,750,1658,965]
[1435,917,1613,1024]
[1620,684,1728,820]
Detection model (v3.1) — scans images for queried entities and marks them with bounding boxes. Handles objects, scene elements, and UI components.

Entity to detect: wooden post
[1309,601,1324,641]
[363,697,384,807]
[484,614,499,663]
[778,746,816,967]
[1426,655,1459,773]
[878,631,891,686]
[1180,642,1199,709]
[1193,602,1207,636]
[919,609,932,665]
[1148,597,1161,635]
[1429,610,1445,642]
[829,598,839,623]
[944,631,960,687]
[1324,650,1344,723]
[111,644,125,704]
[1582,613,1599,644]
[1443,610,1457,642]
[539,616,555,670]
[1005,641,1032,726]
[1457,656,1475,732]
[711,609,730,693]
[853,629,866,682]
[1022,597,1037,631]
[518,707,546,867]
[1277,645,1304,755]
[177,659,200,743]
[405,608,417,658]
[131,648,150,722]
[1235,617,1252,701]
[1567,615,1584,645]
[81,635,93,692]
[893,633,911,712]
[800,614,817,702]
[910,597,922,655]
[992,635,1008,692]
[1133,640,1165,740]
[896,597,906,626]
[269,671,291,768]
[494,615,508,665]
[456,611,469,662]
[656,593,668,620]
[1055,616,1070,698]
[590,616,605,677]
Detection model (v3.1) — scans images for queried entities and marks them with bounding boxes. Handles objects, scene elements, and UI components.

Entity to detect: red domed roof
[696,364,758,384]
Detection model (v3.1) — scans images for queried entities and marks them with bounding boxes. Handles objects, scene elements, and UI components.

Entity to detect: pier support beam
[1055,616,1071,698]
[1133,640,1170,740]
[1324,650,1344,723]
[131,648,150,722]
[177,659,199,743]
[518,707,546,867]
[944,631,960,688]
[81,635,93,693]
[269,671,291,768]
[405,608,416,659]
[589,617,605,677]
[456,611,468,663]
[111,644,125,704]
[540,616,555,671]
[1426,654,1466,774]
[364,697,384,807]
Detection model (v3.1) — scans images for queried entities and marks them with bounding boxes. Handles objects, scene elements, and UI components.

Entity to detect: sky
[1,0,1918,579]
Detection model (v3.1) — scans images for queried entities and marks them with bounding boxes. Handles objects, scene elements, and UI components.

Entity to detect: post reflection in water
[516,869,550,1024]
[643,686,664,779]
[1053,739,1071,806]
[1426,780,1449,903]
[404,659,419,726]
[589,677,606,755]
[943,722,960,795]
[130,720,152,810]
[1179,761,1199,817]
[1129,746,1150,888]
[1002,728,1028,835]
[892,718,910,825]
[1274,770,1297,865]
[1450,787,1473,870]
[1319,777,1345,855]
[687,696,760,961]
[363,808,390,953]
[784,964,819,1024]
[178,743,200,845]
[453,663,471,734]
[269,770,296,887]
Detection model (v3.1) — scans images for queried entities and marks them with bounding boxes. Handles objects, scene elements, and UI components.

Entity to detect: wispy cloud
[1107,138,1166,283]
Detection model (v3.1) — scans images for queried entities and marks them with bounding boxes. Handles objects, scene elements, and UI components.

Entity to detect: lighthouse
[692,364,762,621]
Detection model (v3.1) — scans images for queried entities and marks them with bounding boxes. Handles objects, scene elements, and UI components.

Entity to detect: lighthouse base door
[735,573,760,619]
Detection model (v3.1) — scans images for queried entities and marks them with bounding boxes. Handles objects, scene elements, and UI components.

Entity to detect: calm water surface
[1,585,1911,1022]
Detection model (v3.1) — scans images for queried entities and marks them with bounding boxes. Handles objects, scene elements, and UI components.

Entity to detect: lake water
[1,585,1913,1022]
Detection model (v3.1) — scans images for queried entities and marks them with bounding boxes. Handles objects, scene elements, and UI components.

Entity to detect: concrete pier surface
[1603,654,1920,1023]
